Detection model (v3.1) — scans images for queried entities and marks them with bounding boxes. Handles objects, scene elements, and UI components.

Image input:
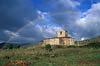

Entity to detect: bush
[3,43,20,49]
[44,44,51,51]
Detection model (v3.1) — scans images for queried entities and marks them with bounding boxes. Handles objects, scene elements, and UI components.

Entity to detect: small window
[60,31,62,35]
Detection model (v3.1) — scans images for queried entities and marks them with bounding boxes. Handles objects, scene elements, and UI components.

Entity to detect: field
[0,46,100,66]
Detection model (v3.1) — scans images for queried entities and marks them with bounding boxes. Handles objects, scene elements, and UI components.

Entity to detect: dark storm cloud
[0,30,9,41]
[0,0,37,31]
[0,0,38,41]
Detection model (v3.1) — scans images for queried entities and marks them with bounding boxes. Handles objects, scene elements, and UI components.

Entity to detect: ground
[0,46,100,66]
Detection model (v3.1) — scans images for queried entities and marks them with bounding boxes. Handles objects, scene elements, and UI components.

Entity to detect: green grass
[0,47,100,66]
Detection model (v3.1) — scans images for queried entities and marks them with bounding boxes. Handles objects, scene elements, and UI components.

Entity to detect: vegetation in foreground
[0,43,100,66]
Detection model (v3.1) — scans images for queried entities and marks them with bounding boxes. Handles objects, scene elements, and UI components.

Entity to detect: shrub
[3,43,20,49]
[44,44,51,51]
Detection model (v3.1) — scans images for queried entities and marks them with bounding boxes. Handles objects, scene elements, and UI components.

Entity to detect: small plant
[44,44,52,51]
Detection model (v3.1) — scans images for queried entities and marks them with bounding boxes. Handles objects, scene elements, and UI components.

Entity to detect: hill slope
[78,36,100,46]
[0,42,6,48]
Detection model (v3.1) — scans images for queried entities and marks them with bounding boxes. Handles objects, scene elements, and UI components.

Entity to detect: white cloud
[37,10,49,20]
[80,37,85,41]
[4,30,19,37]
[34,10,63,38]
[35,24,62,38]
[59,0,80,8]
[0,41,4,43]
[75,3,100,40]
[77,3,100,28]
[89,3,100,11]
[76,18,87,28]
[4,30,35,43]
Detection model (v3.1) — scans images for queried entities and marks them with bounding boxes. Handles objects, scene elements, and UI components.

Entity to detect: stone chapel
[42,29,74,46]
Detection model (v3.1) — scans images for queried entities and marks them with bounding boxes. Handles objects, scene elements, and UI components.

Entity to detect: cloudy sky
[0,0,100,43]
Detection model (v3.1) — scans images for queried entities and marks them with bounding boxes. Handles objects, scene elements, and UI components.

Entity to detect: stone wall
[43,38,60,46]
[43,37,74,46]
[59,37,74,46]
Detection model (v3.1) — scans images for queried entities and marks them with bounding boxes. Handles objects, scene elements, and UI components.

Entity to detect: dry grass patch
[3,60,29,66]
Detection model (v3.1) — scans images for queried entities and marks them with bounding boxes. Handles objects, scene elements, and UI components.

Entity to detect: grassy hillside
[0,36,100,66]
[76,36,100,46]
[0,46,100,66]
[0,42,6,48]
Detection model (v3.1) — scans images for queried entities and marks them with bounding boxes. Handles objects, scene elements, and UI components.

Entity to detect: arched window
[60,31,62,35]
